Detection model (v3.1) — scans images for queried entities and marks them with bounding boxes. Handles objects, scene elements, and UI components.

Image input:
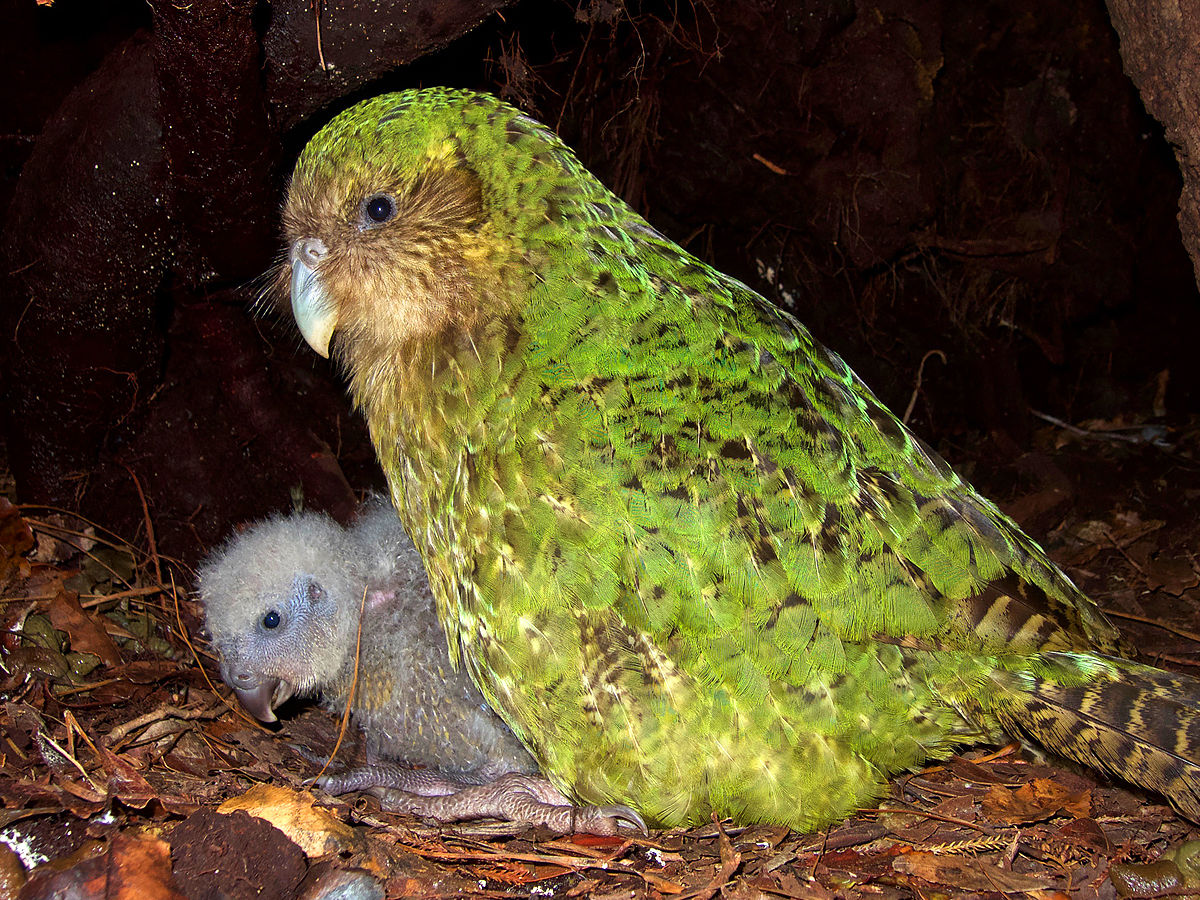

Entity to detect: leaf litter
[2,425,1200,897]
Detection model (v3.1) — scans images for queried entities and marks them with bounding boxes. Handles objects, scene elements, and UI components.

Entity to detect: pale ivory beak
[289,237,335,358]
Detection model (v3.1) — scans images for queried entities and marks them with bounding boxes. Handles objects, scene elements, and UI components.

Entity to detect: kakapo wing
[529,222,1118,656]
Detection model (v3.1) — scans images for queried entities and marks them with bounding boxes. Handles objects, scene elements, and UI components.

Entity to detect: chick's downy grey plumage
[199,500,534,781]
[199,501,642,833]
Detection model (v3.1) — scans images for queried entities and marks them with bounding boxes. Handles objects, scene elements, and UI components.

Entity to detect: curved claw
[594,803,648,835]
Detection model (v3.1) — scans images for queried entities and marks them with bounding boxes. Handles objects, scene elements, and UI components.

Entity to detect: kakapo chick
[199,500,642,833]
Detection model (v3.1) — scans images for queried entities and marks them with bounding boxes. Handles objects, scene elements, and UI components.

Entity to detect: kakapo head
[198,510,369,722]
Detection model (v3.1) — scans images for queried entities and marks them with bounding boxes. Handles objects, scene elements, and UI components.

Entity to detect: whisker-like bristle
[249,249,292,319]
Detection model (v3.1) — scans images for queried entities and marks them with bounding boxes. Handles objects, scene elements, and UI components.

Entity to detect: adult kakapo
[281,87,1200,831]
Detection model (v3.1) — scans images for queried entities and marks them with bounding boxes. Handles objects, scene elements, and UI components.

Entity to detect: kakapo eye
[262,610,281,629]
[362,193,396,226]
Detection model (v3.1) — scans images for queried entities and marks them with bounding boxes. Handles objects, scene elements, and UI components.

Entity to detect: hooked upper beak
[223,663,296,723]
[289,237,336,358]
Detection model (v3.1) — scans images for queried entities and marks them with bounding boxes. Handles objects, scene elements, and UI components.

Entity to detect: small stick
[1100,606,1200,645]
[751,153,789,175]
[40,733,102,792]
[312,586,368,782]
[1157,654,1200,668]
[399,844,677,892]
[903,350,946,425]
[79,586,164,607]
[64,709,101,759]
[857,804,995,835]
[1030,409,1145,444]
[18,504,134,545]
[312,0,327,71]
[1100,526,1147,575]
[105,703,216,747]
[121,463,162,587]
[55,677,125,697]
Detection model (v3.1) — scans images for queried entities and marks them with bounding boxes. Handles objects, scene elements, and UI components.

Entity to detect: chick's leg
[317,765,645,835]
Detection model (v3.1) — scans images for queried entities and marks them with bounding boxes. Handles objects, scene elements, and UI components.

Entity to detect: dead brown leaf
[47,591,122,668]
[945,755,1019,785]
[218,783,367,858]
[763,870,836,899]
[0,498,34,586]
[1051,816,1110,854]
[893,850,1054,892]
[162,731,217,777]
[1145,553,1200,596]
[99,748,157,809]
[107,831,187,900]
[980,778,1090,824]
[19,849,105,899]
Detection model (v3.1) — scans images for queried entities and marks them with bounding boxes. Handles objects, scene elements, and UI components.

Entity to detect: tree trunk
[1105,0,1200,288]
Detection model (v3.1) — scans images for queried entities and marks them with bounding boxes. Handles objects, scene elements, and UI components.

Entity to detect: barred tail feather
[990,652,1200,820]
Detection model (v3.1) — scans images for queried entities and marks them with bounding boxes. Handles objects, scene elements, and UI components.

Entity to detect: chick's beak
[233,680,282,723]
[289,237,336,358]
[222,662,296,723]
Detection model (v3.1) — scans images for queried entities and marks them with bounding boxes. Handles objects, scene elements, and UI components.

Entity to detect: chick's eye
[262,610,281,630]
[363,194,395,225]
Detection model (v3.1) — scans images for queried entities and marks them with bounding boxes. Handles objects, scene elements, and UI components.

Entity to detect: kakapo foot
[317,764,646,835]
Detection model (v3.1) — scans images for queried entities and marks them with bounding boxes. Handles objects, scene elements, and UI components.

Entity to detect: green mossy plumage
[282,88,1200,830]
